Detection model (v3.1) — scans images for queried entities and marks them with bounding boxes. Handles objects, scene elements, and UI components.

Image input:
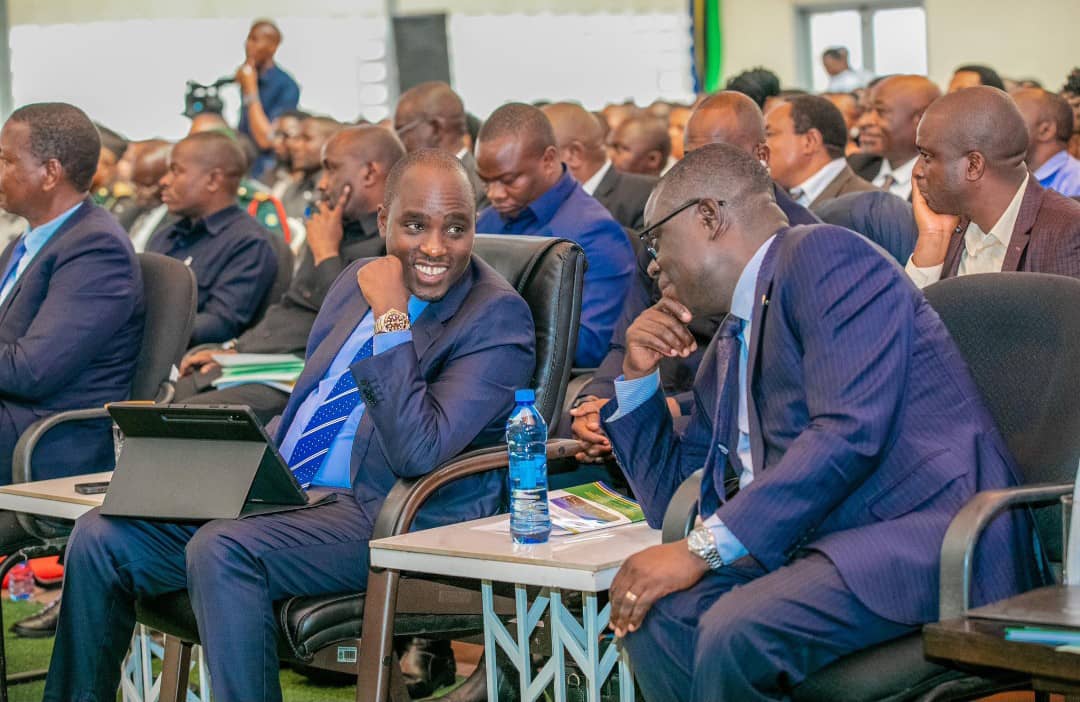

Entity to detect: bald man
[569,92,819,461]
[543,102,656,230]
[850,75,941,200]
[599,141,1037,702]
[906,86,1080,288]
[393,81,488,207]
[126,139,173,251]
[475,103,634,368]
[147,132,278,345]
[176,125,404,420]
[1013,88,1080,197]
[610,115,672,177]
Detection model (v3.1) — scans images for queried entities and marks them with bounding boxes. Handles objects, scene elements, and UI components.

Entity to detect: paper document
[211,353,304,393]
[475,482,645,537]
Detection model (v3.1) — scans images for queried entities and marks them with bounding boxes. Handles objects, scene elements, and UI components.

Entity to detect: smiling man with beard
[45,148,536,702]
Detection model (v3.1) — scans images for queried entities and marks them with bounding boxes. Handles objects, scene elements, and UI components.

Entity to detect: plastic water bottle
[506,389,550,544]
[8,562,33,601]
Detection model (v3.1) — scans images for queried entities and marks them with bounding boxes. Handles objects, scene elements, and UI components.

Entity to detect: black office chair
[134,234,587,702]
[251,231,295,326]
[0,253,197,692]
[659,273,1080,702]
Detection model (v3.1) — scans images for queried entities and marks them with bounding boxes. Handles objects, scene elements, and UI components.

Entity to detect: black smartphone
[74,481,110,495]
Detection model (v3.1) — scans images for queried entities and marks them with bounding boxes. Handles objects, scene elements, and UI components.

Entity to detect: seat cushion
[136,588,487,663]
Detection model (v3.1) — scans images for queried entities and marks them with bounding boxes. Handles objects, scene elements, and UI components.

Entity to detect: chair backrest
[924,273,1080,561]
[472,234,586,425]
[133,253,198,400]
[253,232,295,324]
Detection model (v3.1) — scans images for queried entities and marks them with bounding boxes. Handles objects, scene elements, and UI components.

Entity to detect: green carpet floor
[0,598,463,701]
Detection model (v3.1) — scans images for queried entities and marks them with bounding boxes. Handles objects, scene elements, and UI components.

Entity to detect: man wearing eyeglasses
[597,143,1038,701]
[393,81,488,209]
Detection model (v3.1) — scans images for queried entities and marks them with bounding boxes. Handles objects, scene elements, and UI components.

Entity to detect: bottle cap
[515,389,535,403]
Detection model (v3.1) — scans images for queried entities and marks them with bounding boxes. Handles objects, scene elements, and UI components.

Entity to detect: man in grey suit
[543,101,656,230]
[766,95,876,210]
[393,81,488,209]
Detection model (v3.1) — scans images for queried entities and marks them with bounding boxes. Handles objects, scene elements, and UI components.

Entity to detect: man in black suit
[848,75,940,201]
[543,101,656,230]
[175,125,405,421]
[393,81,488,208]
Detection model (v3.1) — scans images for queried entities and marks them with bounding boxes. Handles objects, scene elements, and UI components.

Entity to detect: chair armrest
[11,407,113,485]
[661,470,704,544]
[371,439,582,543]
[938,481,1072,620]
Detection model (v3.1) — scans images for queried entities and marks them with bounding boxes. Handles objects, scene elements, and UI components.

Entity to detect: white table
[370,515,661,702]
[0,471,208,702]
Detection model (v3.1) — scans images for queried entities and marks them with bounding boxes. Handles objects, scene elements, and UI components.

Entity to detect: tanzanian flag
[691,0,723,94]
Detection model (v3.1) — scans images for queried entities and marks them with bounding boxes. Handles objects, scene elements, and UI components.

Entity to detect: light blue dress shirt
[279,296,429,488]
[0,202,81,304]
[1034,150,1080,197]
[612,235,777,564]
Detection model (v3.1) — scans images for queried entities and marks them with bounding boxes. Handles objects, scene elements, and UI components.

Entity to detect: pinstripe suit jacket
[942,180,1080,279]
[603,224,1039,625]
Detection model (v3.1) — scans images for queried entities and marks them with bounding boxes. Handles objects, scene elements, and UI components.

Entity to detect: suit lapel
[1000,180,1043,272]
[941,220,969,278]
[593,166,617,199]
[0,198,91,324]
[810,168,848,209]
[746,231,784,474]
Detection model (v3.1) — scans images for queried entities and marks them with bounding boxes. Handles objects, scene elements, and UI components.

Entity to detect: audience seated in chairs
[124,139,172,252]
[475,102,634,368]
[0,103,145,488]
[1013,87,1080,197]
[906,86,1080,287]
[600,142,1039,701]
[278,115,341,252]
[44,149,537,702]
[175,124,405,423]
[146,131,279,346]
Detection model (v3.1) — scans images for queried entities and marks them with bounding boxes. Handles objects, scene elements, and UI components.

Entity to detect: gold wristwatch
[373,308,410,334]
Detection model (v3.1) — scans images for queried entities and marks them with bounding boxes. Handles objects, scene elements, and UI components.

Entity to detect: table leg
[480,580,555,702]
[549,592,627,702]
[550,590,567,702]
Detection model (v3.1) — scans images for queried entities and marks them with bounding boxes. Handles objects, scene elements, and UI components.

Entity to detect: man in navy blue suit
[0,102,144,487]
[44,149,536,702]
[599,143,1038,700]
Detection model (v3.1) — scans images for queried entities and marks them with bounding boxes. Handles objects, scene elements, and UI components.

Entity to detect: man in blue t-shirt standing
[475,103,635,368]
[235,19,300,178]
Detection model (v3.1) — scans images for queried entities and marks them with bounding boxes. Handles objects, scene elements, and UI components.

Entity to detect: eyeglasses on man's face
[637,197,726,260]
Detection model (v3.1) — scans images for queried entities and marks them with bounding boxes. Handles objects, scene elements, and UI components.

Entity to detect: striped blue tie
[287,336,374,487]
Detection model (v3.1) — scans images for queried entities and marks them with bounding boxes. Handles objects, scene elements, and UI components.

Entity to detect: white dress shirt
[581,159,613,196]
[128,203,169,254]
[872,156,918,200]
[789,158,848,207]
[905,174,1029,289]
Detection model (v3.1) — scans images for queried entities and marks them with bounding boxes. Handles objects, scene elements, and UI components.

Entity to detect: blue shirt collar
[1034,150,1070,182]
[22,200,83,257]
[500,166,576,227]
[730,235,777,324]
[407,294,429,321]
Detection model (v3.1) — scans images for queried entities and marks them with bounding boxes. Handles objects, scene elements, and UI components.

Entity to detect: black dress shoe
[426,651,518,702]
[396,637,457,699]
[12,595,60,639]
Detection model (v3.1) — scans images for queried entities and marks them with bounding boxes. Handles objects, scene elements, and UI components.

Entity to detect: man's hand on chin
[608,541,710,638]
[357,256,410,317]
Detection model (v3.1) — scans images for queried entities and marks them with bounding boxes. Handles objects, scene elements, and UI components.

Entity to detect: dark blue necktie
[699,314,745,517]
[287,336,374,487]
[0,238,28,298]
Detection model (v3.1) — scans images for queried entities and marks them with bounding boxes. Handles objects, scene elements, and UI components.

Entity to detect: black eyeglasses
[637,198,724,260]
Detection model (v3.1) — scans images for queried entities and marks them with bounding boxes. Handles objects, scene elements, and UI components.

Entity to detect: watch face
[687,528,708,552]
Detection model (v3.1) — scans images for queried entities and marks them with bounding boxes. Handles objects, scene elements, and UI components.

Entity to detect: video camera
[183,77,235,119]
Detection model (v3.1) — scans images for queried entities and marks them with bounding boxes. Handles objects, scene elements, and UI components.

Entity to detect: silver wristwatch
[687,525,724,570]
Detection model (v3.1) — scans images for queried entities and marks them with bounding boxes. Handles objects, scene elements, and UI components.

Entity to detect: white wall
[718,0,1079,91]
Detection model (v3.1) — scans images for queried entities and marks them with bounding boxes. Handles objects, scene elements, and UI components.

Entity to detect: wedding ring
[625,591,639,603]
